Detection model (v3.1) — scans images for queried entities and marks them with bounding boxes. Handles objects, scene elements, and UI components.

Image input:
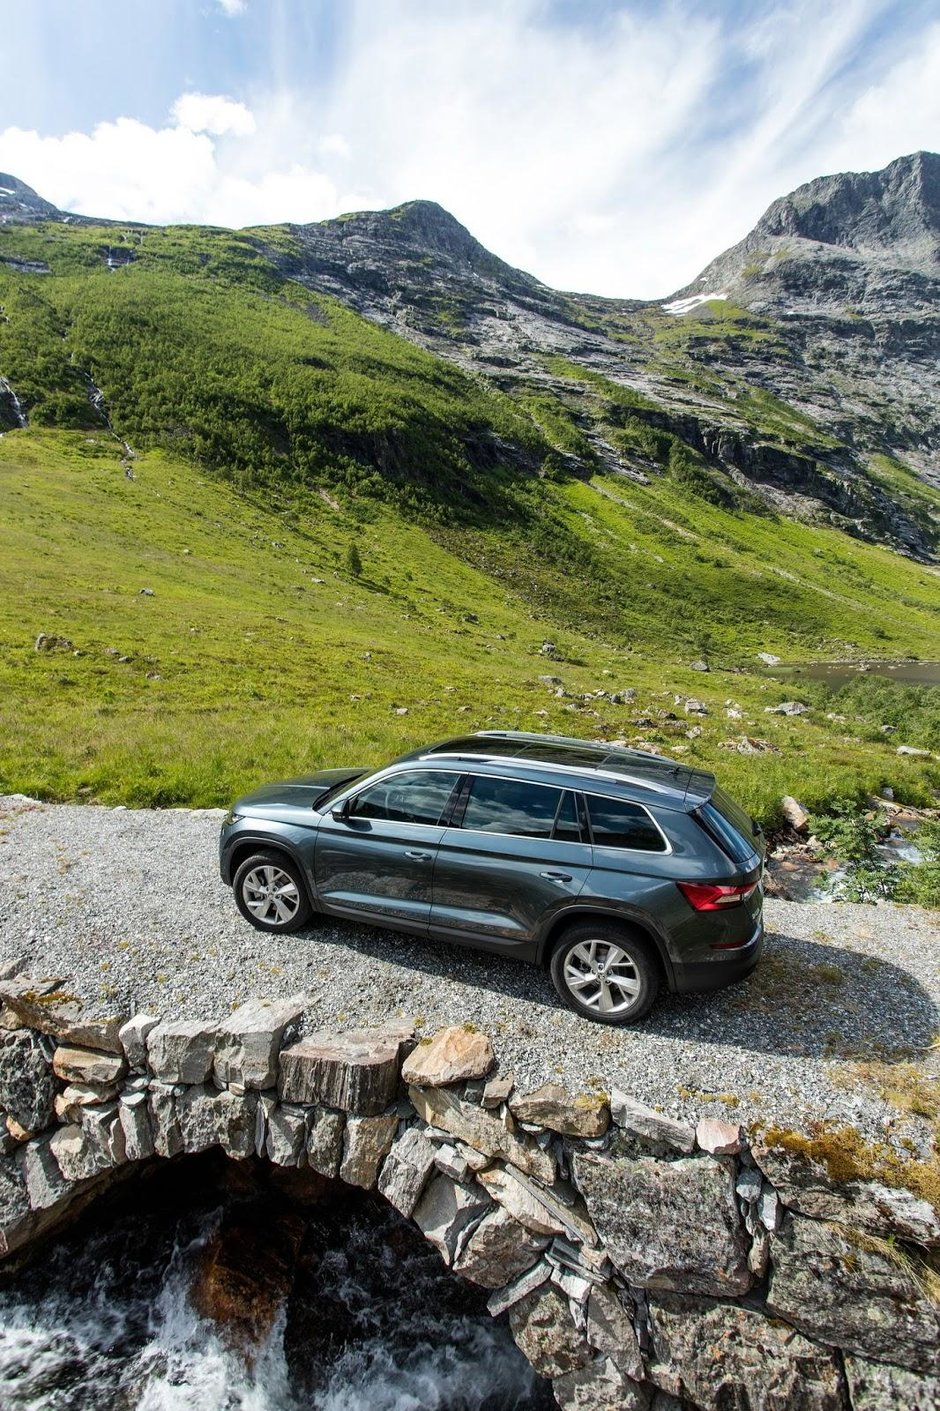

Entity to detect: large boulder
[766,1213,940,1372]
[214,996,305,1090]
[412,1173,491,1266]
[844,1353,940,1411]
[509,1083,609,1138]
[377,1126,438,1218]
[553,1355,650,1411]
[648,1291,846,1409]
[279,1028,412,1115]
[147,1021,216,1085]
[0,1030,57,1132]
[574,1152,751,1296]
[452,1205,548,1288]
[508,1283,592,1378]
[753,1142,940,1246]
[401,1026,494,1086]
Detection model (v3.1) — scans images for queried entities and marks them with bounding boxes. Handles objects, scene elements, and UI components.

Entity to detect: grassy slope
[2,428,937,818]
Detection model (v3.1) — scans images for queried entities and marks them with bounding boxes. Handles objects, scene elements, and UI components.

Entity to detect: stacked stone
[0,978,938,1410]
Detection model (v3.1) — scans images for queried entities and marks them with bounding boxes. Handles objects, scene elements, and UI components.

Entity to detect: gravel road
[1,796,937,1145]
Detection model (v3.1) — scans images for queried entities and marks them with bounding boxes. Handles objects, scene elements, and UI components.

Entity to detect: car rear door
[314,768,462,931]
[429,775,591,953]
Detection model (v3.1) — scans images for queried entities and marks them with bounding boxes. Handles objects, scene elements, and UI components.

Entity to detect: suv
[219,732,764,1025]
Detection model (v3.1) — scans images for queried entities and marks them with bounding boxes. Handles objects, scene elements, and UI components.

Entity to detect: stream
[0,1155,551,1411]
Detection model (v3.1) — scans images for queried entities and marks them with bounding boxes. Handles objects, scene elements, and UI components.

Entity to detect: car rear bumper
[671,918,764,994]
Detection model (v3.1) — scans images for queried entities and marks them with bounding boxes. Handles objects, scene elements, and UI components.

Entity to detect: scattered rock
[689,661,709,673]
[780,795,810,832]
[138,588,155,597]
[191,1207,304,1354]
[33,634,73,653]
[757,652,781,666]
[897,745,931,757]
[401,1026,495,1087]
[765,701,809,716]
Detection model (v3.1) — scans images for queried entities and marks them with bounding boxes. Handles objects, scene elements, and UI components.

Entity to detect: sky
[0,0,938,298]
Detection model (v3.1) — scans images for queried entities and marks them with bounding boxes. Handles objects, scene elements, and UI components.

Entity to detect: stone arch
[2,985,939,1411]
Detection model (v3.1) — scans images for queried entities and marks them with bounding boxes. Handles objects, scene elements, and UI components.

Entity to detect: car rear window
[698,787,757,865]
[586,794,666,852]
[460,776,563,838]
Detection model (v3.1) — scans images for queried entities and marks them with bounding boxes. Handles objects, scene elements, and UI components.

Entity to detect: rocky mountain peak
[0,173,63,225]
[753,150,939,262]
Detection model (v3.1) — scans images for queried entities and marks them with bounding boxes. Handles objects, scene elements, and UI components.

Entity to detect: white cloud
[172,93,256,137]
[216,0,247,16]
[0,2,938,295]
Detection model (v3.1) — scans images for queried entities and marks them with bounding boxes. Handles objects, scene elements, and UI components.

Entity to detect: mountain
[1,156,938,810]
[0,153,938,560]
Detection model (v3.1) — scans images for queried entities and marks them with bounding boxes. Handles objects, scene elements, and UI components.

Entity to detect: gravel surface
[1,796,937,1144]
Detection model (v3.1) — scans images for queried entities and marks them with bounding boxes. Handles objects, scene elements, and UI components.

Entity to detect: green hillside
[0,217,938,817]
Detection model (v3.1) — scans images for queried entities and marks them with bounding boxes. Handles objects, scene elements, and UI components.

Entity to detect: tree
[345,540,363,577]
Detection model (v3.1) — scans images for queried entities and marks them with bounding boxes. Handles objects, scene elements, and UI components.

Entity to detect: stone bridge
[0,975,938,1410]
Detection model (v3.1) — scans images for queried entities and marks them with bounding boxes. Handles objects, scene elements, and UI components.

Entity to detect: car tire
[232,850,312,934]
[549,920,659,1025]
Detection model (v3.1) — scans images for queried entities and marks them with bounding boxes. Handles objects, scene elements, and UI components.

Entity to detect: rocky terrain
[2,153,939,557]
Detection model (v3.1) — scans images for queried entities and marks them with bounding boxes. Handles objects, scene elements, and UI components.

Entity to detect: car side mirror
[331,798,351,822]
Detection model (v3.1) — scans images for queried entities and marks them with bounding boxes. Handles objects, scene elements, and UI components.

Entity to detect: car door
[313,768,462,931]
[430,775,591,953]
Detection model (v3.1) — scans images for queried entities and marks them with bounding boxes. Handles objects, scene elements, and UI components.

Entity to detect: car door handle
[541,870,573,882]
[404,850,434,861]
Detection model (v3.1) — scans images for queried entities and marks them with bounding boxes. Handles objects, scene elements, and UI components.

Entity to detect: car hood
[233,768,369,816]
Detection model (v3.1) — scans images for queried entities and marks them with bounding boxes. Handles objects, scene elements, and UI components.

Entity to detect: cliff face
[0,155,938,557]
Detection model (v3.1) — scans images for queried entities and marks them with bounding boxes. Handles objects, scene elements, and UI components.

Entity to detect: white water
[0,1185,545,1411]
[0,375,27,427]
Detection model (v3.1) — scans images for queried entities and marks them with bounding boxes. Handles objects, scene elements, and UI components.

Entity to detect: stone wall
[0,975,937,1411]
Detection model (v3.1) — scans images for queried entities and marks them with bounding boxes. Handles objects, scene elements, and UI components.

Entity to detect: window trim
[583,790,672,856]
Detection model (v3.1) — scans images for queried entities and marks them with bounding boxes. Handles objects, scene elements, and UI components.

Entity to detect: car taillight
[677,880,758,911]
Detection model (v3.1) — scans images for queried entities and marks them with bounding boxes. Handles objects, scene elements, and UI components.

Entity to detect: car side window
[460,776,562,838]
[350,770,460,826]
[586,794,667,852]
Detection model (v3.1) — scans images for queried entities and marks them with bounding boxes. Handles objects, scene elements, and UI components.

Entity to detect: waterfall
[0,375,27,428]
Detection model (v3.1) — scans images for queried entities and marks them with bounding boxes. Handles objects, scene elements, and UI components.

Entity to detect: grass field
[2,428,937,820]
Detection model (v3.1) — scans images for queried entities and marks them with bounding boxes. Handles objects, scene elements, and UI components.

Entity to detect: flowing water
[0,376,27,428]
[0,1156,552,1411]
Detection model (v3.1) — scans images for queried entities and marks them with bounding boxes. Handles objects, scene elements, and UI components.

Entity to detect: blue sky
[1,0,938,296]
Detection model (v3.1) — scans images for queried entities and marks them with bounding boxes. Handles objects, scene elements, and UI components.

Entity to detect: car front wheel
[550,921,658,1024]
[232,851,312,933]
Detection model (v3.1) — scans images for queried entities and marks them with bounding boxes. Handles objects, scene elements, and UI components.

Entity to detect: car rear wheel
[233,851,312,933]
[550,921,658,1024]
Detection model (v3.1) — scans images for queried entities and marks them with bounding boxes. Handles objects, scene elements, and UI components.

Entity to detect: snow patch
[662,291,729,315]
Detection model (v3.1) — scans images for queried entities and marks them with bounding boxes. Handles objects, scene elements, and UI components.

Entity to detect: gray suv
[219,732,764,1024]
